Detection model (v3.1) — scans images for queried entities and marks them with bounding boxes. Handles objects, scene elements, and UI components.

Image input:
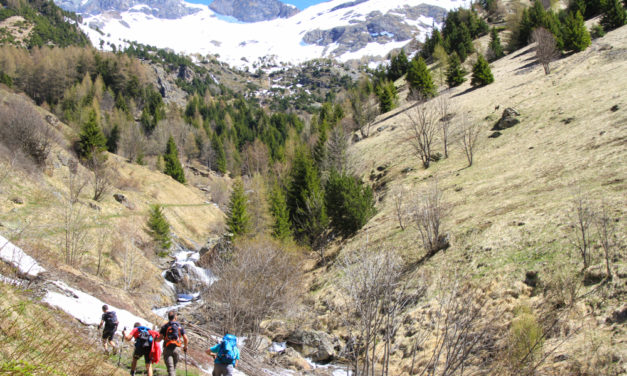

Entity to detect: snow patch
[0,235,46,277]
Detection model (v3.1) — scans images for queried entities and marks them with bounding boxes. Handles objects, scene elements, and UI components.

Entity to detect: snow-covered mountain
[63,0,462,67]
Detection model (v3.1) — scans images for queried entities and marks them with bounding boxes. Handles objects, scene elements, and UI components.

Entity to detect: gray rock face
[55,0,199,19]
[209,0,299,23]
[302,4,446,56]
[493,108,521,130]
[287,329,339,363]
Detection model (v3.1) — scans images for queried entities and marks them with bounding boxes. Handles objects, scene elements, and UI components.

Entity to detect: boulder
[272,347,312,371]
[113,193,135,210]
[165,267,185,283]
[287,329,339,363]
[492,108,520,131]
[606,304,627,324]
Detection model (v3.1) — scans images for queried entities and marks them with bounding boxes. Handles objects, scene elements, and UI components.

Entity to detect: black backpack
[103,311,118,328]
[136,326,153,349]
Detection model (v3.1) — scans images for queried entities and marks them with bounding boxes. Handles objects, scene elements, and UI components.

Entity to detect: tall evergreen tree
[286,149,328,245]
[163,136,186,183]
[563,11,591,51]
[268,182,292,241]
[147,204,171,251]
[471,55,495,87]
[406,57,436,99]
[313,121,328,167]
[601,0,627,30]
[106,124,120,153]
[226,179,249,237]
[446,53,468,88]
[77,110,107,160]
[211,133,227,174]
[488,27,505,60]
[376,80,397,113]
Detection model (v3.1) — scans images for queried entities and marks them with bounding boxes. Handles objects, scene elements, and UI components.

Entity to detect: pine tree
[163,136,186,183]
[406,57,436,99]
[601,0,627,30]
[563,11,591,51]
[446,53,467,88]
[147,205,171,251]
[325,170,376,237]
[226,179,250,237]
[471,55,495,87]
[106,124,120,153]
[77,110,107,160]
[488,27,505,60]
[268,182,292,241]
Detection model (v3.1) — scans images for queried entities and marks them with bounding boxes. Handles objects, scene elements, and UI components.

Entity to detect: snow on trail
[0,235,46,277]
[42,280,153,332]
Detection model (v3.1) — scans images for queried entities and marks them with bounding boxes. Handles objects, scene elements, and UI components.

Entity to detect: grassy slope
[310,26,626,374]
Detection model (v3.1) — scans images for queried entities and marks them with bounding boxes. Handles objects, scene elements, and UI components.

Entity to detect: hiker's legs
[163,346,179,376]
[130,357,137,372]
[145,363,153,376]
[212,363,234,376]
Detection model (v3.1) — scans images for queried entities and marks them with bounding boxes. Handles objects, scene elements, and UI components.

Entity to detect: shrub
[508,309,544,372]
[590,23,605,38]
[601,0,627,31]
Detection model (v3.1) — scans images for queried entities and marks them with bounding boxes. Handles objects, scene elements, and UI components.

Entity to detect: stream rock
[286,329,339,363]
[165,266,185,283]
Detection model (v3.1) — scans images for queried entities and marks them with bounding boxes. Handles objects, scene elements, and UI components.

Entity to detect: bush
[0,97,52,165]
[601,0,627,31]
[590,23,605,38]
[325,170,377,237]
[508,309,544,372]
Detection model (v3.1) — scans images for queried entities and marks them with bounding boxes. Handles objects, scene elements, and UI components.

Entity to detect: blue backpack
[136,326,153,349]
[216,334,238,364]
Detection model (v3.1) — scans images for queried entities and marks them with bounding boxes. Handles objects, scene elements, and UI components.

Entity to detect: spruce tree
[376,80,397,113]
[563,11,591,51]
[471,55,495,87]
[325,170,376,237]
[226,179,250,237]
[268,182,292,241]
[77,110,107,160]
[406,57,436,99]
[446,53,467,88]
[388,49,409,81]
[601,0,627,30]
[488,27,505,60]
[313,121,328,167]
[211,133,227,174]
[147,204,171,251]
[163,136,186,183]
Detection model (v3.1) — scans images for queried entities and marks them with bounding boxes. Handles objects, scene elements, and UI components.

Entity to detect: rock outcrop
[286,329,339,363]
[209,0,299,23]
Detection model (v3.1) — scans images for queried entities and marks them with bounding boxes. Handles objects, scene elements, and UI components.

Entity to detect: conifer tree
[313,121,328,167]
[406,57,436,99]
[163,136,185,183]
[471,55,495,87]
[268,182,292,241]
[601,0,627,30]
[226,179,250,237]
[325,170,376,237]
[563,11,591,51]
[446,53,468,88]
[147,204,171,251]
[77,110,107,160]
[388,49,409,81]
[211,133,227,174]
[376,80,397,113]
[106,124,120,153]
[488,27,505,60]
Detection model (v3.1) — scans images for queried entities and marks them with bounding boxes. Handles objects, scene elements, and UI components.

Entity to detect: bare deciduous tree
[0,97,53,165]
[411,179,450,256]
[63,164,90,267]
[532,27,558,75]
[349,88,379,139]
[436,95,453,159]
[594,201,618,280]
[568,192,594,270]
[405,101,438,169]
[241,139,269,178]
[204,237,302,349]
[392,184,409,231]
[458,114,481,167]
[89,153,111,202]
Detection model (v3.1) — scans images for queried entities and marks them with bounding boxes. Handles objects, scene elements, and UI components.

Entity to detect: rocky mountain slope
[57,0,458,67]
[209,0,300,22]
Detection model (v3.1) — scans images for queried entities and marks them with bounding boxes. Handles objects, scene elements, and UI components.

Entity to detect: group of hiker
[98,305,239,376]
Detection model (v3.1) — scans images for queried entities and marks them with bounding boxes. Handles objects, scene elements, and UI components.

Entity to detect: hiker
[98,304,118,354]
[158,310,189,376]
[206,334,240,376]
[122,322,158,376]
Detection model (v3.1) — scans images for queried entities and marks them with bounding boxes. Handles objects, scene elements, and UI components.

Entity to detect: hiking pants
[163,345,180,376]
[212,363,234,376]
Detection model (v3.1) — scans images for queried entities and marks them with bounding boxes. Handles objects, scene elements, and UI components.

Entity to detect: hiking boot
[129,371,135,376]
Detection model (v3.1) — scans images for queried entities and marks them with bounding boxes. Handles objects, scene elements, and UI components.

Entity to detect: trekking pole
[118,327,126,367]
